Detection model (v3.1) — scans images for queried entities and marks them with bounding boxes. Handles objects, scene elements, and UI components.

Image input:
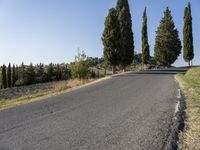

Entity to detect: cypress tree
[15,65,19,82]
[116,0,134,71]
[154,7,182,67]
[55,64,62,80]
[12,64,16,86]
[2,65,7,89]
[102,8,121,74]
[7,63,12,88]
[46,63,54,81]
[25,63,35,85]
[183,2,194,66]
[20,62,25,83]
[141,7,150,65]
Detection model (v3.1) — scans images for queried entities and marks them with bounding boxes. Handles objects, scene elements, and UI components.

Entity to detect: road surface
[0,69,186,150]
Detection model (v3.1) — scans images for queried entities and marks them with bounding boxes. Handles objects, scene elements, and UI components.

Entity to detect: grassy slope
[176,68,200,149]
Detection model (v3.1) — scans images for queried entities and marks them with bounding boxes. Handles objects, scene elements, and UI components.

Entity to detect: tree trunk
[104,68,107,76]
[188,61,191,67]
[112,65,116,74]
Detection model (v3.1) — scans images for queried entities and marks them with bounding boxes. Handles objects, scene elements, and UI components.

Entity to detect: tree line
[0,54,110,89]
[0,63,70,89]
[102,0,194,73]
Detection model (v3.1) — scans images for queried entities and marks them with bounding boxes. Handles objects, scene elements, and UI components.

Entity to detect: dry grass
[53,79,91,92]
[0,79,94,110]
[176,68,200,150]
[0,92,49,110]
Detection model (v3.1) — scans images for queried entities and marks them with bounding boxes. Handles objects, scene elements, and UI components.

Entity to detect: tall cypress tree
[7,63,12,88]
[154,7,182,67]
[183,2,194,66]
[15,65,19,82]
[2,65,7,89]
[141,7,150,65]
[12,64,16,86]
[102,8,121,74]
[116,0,134,71]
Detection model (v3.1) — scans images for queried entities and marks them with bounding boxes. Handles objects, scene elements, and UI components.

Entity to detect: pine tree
[2,65,7,89]
[141,7,150,65]
[102,8,121,74]
[183,2,194,66]
[7,63,12,88]
[12,64,16,86]
[15,65,19,82]
[116,0,134,71]
[154,7,182,67]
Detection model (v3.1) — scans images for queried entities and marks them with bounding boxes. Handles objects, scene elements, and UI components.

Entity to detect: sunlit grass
[0,92,49,110]
[176,68,200,149]
[0,79,95,111]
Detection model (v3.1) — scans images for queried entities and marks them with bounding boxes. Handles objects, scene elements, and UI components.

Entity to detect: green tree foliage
[141,7,150,65]
[183,2,194,66]
[87,57,104,67]
[0,63,71,88]
[46,63,54,81]
[55,64,62,81]
[12,64,16,86]
[24,63,35,85]
[71,61,89,79]
[71,51,89,79]
[116,0,134,70]
[19,62,25,82]
[35,63,46,83]
[154,7,182,67]
[102,8,121,74]
[15,65,19,83]
[134,52,154,65]
[7,63,12,88]
[2,65,7,89]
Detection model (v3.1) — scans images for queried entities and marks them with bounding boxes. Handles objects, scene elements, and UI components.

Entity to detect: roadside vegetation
[0,51,150,110]
[0,3,196,148]
[0,79,92,110]
[176,68,200,149]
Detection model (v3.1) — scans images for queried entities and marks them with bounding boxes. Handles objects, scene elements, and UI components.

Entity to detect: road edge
[0,71,134,111]
[165,76,186,150]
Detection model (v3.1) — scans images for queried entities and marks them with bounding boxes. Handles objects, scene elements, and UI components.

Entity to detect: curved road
[0,69,186,150]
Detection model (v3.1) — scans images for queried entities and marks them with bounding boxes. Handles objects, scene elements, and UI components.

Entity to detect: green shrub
[71,60,89,79]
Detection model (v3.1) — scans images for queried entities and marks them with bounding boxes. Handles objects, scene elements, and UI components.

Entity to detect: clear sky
[0,0,199,66]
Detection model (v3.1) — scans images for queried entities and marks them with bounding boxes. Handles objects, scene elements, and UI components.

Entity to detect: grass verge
[176,68,200,149]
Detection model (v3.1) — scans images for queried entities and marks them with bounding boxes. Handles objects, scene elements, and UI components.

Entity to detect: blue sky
[0,0,199,66]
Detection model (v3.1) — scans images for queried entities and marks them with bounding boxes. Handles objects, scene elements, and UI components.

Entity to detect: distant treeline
[0,54,152,89]
[0,63,70,89]
[0,57,106,89]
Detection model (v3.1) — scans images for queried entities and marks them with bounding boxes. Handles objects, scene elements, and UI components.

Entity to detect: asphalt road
[0,69,187,150]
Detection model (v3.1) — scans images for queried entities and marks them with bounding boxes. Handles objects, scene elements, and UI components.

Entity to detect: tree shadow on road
[114,69,187,77]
